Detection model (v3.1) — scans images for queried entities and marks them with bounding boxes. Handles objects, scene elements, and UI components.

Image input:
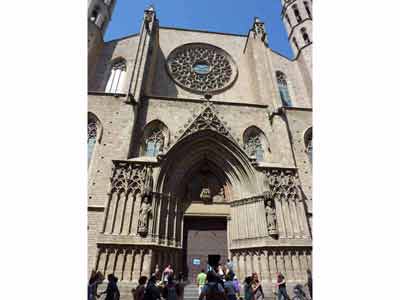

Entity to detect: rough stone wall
[88,94,136,270]
[89,35,140,91]
[285,109,312,216]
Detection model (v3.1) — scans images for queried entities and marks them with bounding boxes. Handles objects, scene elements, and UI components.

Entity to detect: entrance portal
[183,216,228,283]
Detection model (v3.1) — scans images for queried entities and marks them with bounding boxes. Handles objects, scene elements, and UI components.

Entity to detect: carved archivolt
[166,43,238,94]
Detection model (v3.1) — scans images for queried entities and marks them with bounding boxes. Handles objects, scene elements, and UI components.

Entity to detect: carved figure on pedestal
[264,195,278,237]
[212,187,225,202]
[138,195,152,235]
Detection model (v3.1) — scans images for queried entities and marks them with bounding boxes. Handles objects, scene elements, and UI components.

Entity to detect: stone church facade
[88,0,312,298]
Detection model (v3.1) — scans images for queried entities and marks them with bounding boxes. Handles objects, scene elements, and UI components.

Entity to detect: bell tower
[88,0,117,81]
[281,0,312,95]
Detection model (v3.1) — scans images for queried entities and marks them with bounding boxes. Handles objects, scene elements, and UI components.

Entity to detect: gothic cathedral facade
[88,0,312,298]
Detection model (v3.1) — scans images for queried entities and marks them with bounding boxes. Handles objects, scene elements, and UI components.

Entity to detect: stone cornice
[230,195,264,207]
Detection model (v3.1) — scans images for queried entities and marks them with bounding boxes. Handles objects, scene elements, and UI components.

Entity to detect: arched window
[285,14,292,27]
[305,128,312,163]
[276,71,293,107]
[105,59,127,93]
[243,126,268,162]
[140,120,169,158]
[301,27,311,44]
[144,128,164,157]
[304,1,312,19]
[293,37,299,50]
[293,4,302,23]
[88,121,98,166]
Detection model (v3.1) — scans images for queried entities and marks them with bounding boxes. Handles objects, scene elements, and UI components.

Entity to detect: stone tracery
[166,43,238,93]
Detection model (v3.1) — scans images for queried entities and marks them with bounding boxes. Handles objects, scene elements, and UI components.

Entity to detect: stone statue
[265,199,278,236]
[200,187,211,202]
[138,195,152,235]
[212,187,225,202]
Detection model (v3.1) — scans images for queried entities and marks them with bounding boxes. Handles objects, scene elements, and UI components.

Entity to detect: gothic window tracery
[144,129,164,157]
[245,135,264,161]
[88,121,97,166]
[285,14,292,27]
[166,43,238,94]
[105,59,127,93]
[276,71,293,107]
[243,127,268,162]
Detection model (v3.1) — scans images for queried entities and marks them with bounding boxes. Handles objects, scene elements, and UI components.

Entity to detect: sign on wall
[192,258,201,265]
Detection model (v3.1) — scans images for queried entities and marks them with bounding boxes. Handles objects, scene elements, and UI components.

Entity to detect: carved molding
[168,101,240,149]
[230,195,264,207]
[263,168,302,203]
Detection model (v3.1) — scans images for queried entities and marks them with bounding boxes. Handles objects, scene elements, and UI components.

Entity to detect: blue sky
[105,0,293,58]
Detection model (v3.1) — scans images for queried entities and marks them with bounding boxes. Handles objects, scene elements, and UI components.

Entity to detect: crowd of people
[196,259,312,300]
[88,260,312,300]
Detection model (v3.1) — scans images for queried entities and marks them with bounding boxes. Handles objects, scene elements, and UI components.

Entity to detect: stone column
[108,248,117,275]
[122,193,134,235]
[124,248,134,281]
[283,250,294,281]
[276,251,285,276]
[282,199,293,238]
[165,194,171,243]
[238,253,246,281]
[232,253,239,277]
[260,250,270,284]
[275,198,286,238]
[289,198,301,238]
[105,193,118,234]
[131,193,142,235]
[291,250,301,281]
[254,251,262,279]
[269,251,277,283]
[132,249,143,283]
[115,248,125,280]
[142,249,153,277]
[115,193,127,234]
[299,250,308,280]
[245,252,252,275]
[156,194,162,240]
[97,248,107,273]
[297,200,311,238]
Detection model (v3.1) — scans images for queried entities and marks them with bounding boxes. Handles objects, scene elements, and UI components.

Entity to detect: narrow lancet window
[293,4,302,23]
[304,1,312,19]
[276,71,293,107]
[105,60,127,93]
[88,121,97,166]
[245,135,264,162]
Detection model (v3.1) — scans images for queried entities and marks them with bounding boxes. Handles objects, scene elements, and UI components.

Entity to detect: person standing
[251,273,264,300]
[144,275,162,300]
[276,272,290,300]
[243,277,253,300]
[162,265,174,283]
[232,276,240,300]
[133,276,148,300]
[199,271,227,300]
[223,272,237,300]
[88,271,104,300]
[176,272,185,300]
[163,276,178,300]
[196,269,207,296]
[101,274,120,300]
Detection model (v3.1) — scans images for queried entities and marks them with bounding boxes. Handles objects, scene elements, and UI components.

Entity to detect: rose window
[166,43,238,94]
